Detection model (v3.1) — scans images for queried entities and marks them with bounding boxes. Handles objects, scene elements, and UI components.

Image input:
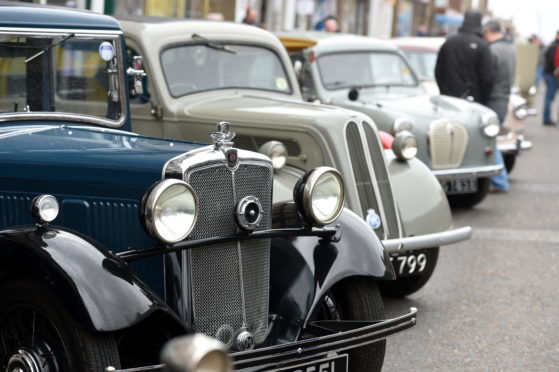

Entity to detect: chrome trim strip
[0,126,57,139]
[432,164,503,180]
[382,226,472,252]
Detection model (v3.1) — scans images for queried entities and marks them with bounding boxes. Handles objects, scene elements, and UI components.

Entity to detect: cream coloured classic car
[120,17,472,304]
[392,36,534,173]
[279,32,503,208]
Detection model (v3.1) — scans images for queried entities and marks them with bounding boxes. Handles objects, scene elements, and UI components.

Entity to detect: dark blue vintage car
[0,3,416,372]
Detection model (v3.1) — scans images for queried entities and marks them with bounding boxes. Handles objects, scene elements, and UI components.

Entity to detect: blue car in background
[0,3,415,372]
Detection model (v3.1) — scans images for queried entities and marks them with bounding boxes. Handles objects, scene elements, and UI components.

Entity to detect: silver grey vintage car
[120,16,472,298]
[278,33,503,208]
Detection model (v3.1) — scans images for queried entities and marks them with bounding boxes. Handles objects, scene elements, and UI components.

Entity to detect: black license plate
[441,178,477,194]
[390,250,429,277]
[276,354,348,372]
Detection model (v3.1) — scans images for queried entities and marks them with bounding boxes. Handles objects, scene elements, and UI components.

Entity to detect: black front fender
[267,207,394,344]
[0,226,185,333]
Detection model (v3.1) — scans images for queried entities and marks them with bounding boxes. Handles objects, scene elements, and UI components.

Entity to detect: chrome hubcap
[7,349,40,372]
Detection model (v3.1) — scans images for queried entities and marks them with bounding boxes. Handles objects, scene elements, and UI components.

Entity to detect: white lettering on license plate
[291,361,335,372]
[442,178,477,194]
[390,253,427,276]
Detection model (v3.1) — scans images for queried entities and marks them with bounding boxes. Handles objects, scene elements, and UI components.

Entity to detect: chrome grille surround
[163,146,272,348]
[429,119,469,169]
[343,121,402,241]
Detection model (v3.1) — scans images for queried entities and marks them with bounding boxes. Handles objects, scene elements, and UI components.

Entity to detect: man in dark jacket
[542,31,559,125]
[435,10,494,105]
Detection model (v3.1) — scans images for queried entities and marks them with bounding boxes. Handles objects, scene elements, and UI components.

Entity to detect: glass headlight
[392,130,418,161]
[31,194,59,224]
[294,167,344,226]
[392,117,414,134]
[160,334,232,372]
[510,95,528,120]
[258,141,287,170]
[141,179,198,244]
[481,112,500,137]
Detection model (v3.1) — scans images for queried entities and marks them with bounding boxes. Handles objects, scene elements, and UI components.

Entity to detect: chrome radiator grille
[345,121,400,240]
[186,162,272,347]
[429,120,469,169]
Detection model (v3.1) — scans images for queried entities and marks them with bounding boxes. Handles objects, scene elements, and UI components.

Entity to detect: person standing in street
[483,20,516,192]
[435,10,494,105]
[542,31,559,126]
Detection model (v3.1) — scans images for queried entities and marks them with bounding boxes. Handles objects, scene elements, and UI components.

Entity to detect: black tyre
[0,279,120,372]
[316,277,385,372]
[379,247,439,297]
[504,154,516,173]
[447,177,490,208]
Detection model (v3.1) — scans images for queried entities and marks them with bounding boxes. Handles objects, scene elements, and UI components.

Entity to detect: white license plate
[441,178,477,194]
[390,251,428,277]
[276,354,348,372]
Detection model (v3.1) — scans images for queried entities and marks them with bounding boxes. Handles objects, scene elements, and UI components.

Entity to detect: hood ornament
[210,121,236,149]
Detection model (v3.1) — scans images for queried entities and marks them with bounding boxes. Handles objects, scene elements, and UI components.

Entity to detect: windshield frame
[159,41,294,98]
[0,27,128,129]
[316,50,420,91]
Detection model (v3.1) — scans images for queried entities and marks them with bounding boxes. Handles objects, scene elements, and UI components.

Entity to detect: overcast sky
[488,0,559,42]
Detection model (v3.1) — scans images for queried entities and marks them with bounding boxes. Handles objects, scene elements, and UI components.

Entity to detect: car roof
[275,31,400,54]
[0,1,121,31]
[391,37,445,51]
[118,15,283,50]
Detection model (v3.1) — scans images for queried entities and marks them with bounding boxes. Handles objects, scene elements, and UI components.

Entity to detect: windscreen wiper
[25,33,75,63]
[191,33,236,54]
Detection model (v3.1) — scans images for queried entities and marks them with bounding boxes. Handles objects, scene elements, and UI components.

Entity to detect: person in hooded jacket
[435,10,494,105]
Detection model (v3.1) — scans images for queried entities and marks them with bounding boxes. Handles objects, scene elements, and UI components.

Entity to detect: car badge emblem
[210,121,236,149]
[366,209,381,230]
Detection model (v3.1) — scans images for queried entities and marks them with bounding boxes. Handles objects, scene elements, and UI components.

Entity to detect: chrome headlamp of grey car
[141,179,198,244]
[480,112,500,137]
[392,130,418,161]
[259,140,287,170]
[293,167,345,227]
[392,117,414,134]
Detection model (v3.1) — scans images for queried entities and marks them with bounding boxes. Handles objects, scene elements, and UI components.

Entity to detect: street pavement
[383,92,559,372]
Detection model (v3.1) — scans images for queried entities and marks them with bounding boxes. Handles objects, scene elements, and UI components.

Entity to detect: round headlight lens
[392,117,414,134]
[481,112,500,137]
[294,167,344,226]
[31,194,59,224]
[259,141,288,170]
[160,334,232,372]
[143,179,198,244]
[392,130,418,161]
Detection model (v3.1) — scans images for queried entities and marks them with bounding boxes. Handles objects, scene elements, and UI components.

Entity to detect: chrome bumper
[382,226,472,253]
[109,308,418,372]
[432,164,503,180]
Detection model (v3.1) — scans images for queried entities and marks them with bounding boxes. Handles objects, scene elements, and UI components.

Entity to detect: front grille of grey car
[345,121,400,240]
[186,161,272,347]
[429,120,469,169]
[235,134,302,156]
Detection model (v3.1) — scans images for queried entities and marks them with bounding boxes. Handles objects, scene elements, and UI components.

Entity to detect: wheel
[379,248,439,297]
[504,154,516,173]
[315,277,385,372]
[447,177,490,208]
[0,279,120,372]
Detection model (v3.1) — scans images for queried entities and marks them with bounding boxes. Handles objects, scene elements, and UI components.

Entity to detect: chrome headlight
[510,95,528,120]
[141,179,198,244]
[31,194,59,225]
[480,112,500,137]
[392,117,414,134]
[259,141,287,170]
[392,130,418,161]
[160,334,232,372]
[294,167,344,227]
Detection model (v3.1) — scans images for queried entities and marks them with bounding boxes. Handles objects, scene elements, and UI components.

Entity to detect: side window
[126,45,150,105]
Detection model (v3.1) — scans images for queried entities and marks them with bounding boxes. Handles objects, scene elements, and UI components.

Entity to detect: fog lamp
[294,167,344,226]
[160,334,232,372]
[141,179,198,244]
[31,195,59,225]
[259,141,287,170]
